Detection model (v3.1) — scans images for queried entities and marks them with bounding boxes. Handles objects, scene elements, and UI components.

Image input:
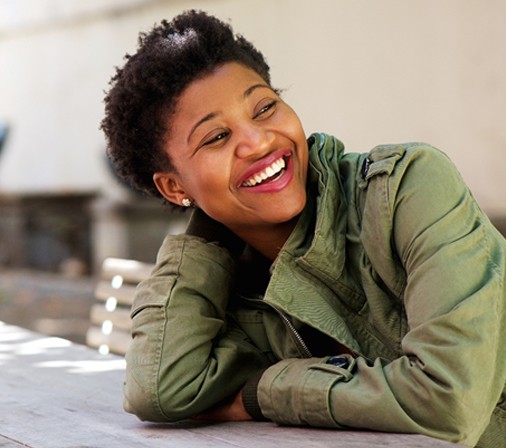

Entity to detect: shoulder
[360,142,465,208]
[357,141,473,255]
[151,233,238,285]
[365,142,454,181]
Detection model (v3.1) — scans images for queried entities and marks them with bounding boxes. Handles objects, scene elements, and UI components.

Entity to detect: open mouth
[241,156,287,187]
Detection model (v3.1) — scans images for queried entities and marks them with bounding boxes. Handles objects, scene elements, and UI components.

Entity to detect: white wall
[0,0,505,213]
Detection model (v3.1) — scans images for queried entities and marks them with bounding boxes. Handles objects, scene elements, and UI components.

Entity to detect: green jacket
[124,133,505,447]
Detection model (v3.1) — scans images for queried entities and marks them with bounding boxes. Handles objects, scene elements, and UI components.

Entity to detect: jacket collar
[265,133,364,354]
[278,133,348,279]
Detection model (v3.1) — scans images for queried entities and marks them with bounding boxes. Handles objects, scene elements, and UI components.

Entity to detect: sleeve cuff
[242,370,268,421]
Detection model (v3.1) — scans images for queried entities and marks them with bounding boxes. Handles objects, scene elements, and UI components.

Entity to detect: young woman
[101,10,505,447]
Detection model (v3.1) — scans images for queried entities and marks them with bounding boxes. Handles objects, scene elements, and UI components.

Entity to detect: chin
[272,196,307,223]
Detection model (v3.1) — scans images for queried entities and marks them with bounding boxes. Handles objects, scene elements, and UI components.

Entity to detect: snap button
[326,356,350,369]
[360,157,371,180]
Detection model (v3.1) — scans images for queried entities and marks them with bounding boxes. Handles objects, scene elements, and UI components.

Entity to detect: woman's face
[154,62,308,236]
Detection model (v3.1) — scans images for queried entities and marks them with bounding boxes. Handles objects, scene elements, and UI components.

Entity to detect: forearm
[124,234,268,421]
[257,322,502,446]
[256,146,506,446]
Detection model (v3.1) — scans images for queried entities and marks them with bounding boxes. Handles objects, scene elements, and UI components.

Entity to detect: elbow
[123,370,168,422]
[410,390,489,446]
[423,412,474,445]
[123,365,204,422]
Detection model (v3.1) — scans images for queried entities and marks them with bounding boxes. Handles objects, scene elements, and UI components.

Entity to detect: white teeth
[242,157,286,187]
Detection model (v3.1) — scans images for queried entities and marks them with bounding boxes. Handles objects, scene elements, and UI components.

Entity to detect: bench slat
[87,257,155,355]
[89,303,131,330]
[86,325,131,355]
[94,281,138,306]
[101,258,154,283]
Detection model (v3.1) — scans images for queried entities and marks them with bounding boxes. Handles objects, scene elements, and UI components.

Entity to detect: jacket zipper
[241,296,312,359]
[275,308,312,358]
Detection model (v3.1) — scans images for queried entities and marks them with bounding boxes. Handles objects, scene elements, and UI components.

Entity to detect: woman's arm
[256,146,506,446]
[123,212,270,422]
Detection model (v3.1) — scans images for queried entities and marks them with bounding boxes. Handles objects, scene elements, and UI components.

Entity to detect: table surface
[0,322,463,448]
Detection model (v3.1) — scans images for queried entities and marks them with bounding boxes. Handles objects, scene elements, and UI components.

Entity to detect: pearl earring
[182,198,192,207]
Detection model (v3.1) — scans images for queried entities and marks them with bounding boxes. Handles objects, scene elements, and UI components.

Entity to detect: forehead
[175,62,267,114]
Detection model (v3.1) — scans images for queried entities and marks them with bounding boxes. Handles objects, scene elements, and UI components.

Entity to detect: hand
[192,389,253,422]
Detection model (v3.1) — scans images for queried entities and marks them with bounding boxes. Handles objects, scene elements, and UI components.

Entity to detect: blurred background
[1,0,505,344]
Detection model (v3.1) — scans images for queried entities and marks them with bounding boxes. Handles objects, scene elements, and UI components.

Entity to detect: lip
[236,148,294,193]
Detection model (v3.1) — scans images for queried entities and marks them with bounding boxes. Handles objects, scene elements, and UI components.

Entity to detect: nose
[234,123,275,159]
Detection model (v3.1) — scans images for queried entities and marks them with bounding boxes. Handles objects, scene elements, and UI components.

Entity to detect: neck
[232,217,299,261]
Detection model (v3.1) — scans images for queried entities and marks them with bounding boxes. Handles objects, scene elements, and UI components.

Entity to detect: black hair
[100,10,272,199]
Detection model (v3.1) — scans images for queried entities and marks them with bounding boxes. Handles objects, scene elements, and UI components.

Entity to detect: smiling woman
[151,63,308,258]
[100,10,506,448]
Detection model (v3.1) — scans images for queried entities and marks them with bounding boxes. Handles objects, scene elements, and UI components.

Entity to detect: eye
[202,130,230,147]
[254,99,277,119]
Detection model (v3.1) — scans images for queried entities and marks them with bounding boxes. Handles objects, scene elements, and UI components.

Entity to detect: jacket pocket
[130,276,177,318]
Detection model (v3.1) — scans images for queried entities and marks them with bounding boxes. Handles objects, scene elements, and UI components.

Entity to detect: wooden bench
[86,257,154,355]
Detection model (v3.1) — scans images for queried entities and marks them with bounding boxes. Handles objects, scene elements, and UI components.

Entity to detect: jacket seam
[154,238,186,420]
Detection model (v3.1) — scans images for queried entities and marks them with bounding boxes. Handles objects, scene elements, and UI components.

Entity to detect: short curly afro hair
[101,10,273,199]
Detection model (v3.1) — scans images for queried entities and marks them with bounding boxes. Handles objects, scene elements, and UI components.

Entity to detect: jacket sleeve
[256,145,506,446]
[123,234,270,422]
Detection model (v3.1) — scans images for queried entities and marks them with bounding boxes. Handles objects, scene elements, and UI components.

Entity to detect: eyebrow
[187,112,217,144]
[186,83,273,144]
[243,83,272,98]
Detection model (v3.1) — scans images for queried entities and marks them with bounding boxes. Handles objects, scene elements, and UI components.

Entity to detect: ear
[153,172,190,206]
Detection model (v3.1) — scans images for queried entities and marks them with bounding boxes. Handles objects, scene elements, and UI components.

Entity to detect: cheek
[278,110,306,141]
[186,157,231,198]
[293,117,307,140]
